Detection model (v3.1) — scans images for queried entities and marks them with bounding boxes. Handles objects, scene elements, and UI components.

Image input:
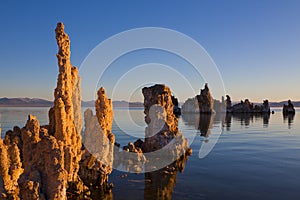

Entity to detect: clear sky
[0,0,299,103]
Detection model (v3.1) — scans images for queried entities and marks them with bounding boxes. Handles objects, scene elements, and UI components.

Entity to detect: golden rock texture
[0,127,23,199]
[19,115,67,200]
[0,22,88,199]
[50,22,82,183]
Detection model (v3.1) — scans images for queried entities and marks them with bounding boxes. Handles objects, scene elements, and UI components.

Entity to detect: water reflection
[144,153,189,200]
[283,113,295,129]
[198,114,215,137]
[224,113,270,129]
[182,112,272,132]
[182,112,225,134]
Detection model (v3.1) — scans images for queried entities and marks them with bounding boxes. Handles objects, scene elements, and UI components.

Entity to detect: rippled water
[1,107,299,199]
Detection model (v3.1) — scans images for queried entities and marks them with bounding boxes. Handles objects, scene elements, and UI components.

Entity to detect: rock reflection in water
[144,153,189,200]
[283,113,295,129]
[224,113,271,129]
[182,112,225,136]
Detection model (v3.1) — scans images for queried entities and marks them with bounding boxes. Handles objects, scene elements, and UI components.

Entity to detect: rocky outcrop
[182,84,215,113]
[142,84,179,152]
[95,87,114,143]
[0,22,84,199]
[196,83,215,113]
[114,139,146,173]
[182,97,199,113]
[225,95,232,111]
[114,84,191,173]
[0,127,23,199]
[283,100,296,114]
[141,84,191,172]
[19,115,67,200]
[228,98,271,113]
[171,96,181,116]
[49,22,82,183]
[213,99,226,113]
[79,87,114,196]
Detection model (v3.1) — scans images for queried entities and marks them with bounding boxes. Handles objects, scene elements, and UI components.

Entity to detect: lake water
[1,107,299,200]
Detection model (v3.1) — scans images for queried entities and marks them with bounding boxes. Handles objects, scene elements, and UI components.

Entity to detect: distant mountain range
[0,97,299,108]
[0,98,144,108]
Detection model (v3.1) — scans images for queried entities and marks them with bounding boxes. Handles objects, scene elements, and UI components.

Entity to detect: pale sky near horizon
[0,0,299,103]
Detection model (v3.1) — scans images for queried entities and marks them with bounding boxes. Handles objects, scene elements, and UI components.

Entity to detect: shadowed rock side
[196,83,215,114]
[142,84,179,153]
[182,84,218,113]
[226,97,271,114]
[79,87,114,198]
[283,100,296,114]
[142,84,191,172]
[113,84,191,173]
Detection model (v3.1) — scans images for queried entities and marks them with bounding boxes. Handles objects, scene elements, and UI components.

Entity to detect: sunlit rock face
[19,115,67,200]
[79,87,114,194]
[0,22,84,199]
[49,22,82,183]
[0,127,23,199]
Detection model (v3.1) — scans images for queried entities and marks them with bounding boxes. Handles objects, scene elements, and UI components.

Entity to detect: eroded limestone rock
[79,87,114,196]
[0,22,83,200]
[229,98,271,113]
[142,84,179,152]
[49,22,82,183]
[0,127,23,199]
[196,83,215,113]
[141,84,191,172]
[19,115,67,200]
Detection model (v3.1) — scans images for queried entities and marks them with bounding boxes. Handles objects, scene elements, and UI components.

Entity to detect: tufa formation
[0,22,113,200]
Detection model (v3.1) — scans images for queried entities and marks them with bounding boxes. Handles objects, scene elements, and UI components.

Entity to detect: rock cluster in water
[283,100,295,114]
[113,84,192,173]
[182,83,222,113]
[226,97,270,113]
[0,22,193,199]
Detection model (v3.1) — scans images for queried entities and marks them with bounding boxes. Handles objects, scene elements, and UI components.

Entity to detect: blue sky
[0,0,299,102]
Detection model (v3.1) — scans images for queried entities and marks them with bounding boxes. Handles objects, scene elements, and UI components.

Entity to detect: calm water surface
[0,107,299,200]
